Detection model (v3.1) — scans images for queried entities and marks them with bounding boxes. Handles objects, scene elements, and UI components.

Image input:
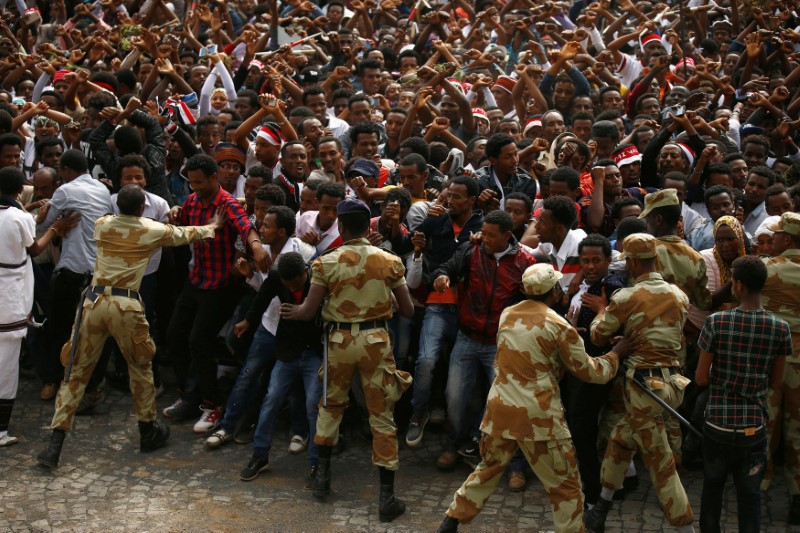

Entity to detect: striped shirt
[534,228,587,291]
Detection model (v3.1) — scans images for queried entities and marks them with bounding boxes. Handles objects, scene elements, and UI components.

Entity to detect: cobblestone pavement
[3,371,800,533]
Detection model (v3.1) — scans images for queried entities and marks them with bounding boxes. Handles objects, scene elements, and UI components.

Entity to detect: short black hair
[302,85,326,106]
[349,121,381,145]
[0,132,23,151]
[113,126,143,155]
[542,195,577,229]
[485,133,515,159]
[704,184,734,208]
[184,153,218,177]
[318,136,342,150]
[732,255,768,293]
[549,167,581,191]
[611,196,642,221]
[195,115,220,135]
[277,251,307,281]
[578,233,612,257]
[384,186,412,212]
[592,120,620,141]
[358,59,382,77]
[316,182,346,202]
[399,153,427,173]
[505,191,532,213]
[266,205,296,235]
[616,216,647,242]
[116,184,146,215]
[59,149,88,174]
[280,140,305,159]
[248,164,272,182]
[118,154,151,183]
[255,183,286,205]
[400,137,430,160]
[450,175,479,197]
[765,183,788,202]
[707,162,731,176]
[0,166,24,195]
[484,209,514,233]
[748,165,777,186]
[34,136,64,160]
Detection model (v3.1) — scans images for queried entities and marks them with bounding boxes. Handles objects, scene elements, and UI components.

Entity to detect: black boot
[584,496,612,533]
[436,516,459,532]
[139,421,170,452]
[789,495,800,525]
[313,445,332,498]
[37,429,66,469]
[378,467,405,522]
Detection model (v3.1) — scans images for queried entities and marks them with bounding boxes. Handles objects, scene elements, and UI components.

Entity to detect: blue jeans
[700,423,767,533]
[252,350,323,465]
[219,325,276,433]
[411,304,458,416]
[446,330,496,450]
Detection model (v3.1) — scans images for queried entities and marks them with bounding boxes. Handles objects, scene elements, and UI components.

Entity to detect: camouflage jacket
[656,235,712,312]
[311,237,406,323]
[591,272,689,369]
[480,300,619,441]
[93,214,215,290]
[762,249,800,359]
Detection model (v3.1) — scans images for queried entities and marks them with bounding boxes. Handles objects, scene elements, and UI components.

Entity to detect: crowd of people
[0,0,799,530]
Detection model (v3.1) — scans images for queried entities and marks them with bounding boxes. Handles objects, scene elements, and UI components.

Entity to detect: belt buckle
[744,427,756,436]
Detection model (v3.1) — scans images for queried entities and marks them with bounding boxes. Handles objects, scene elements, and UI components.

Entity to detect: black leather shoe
[37,429,66,469]
[584,496,612,533]
[436,516,459,533]
[789,495,800,525]
[139,421,170,452]
[378,484,405,522]
[313,457,331,498]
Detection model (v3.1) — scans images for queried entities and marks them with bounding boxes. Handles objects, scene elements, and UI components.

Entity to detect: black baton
[631,376,703,439]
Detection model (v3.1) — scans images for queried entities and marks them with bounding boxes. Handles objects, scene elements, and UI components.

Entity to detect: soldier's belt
[89,285,141,301]
[330,320,387,331]
[706,421,765,436]
[633,366,678,378]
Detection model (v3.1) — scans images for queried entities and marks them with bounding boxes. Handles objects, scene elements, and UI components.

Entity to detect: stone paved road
[3,372,800,532]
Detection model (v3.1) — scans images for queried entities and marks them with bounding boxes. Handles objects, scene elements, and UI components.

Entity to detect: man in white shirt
[532,196,587,302]
[296,182,346,257]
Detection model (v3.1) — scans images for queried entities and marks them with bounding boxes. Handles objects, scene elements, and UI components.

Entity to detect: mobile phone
[661,104,685,118]
[734,89,753,102]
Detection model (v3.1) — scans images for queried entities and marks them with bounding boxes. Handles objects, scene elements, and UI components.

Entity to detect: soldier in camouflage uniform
[279,198,414,523]
[436,264,640,533]
[36,185,223,469]
[760,212,800,523]
[640,188,713,465]
[585,233,695,533]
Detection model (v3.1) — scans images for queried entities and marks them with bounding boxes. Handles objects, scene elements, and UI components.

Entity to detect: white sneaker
[193,406,222,434]
[288,434,309,454]
[0,434,18,446]
[205,428,233,449]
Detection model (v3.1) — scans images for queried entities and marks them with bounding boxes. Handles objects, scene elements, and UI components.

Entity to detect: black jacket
[245,273,323,361]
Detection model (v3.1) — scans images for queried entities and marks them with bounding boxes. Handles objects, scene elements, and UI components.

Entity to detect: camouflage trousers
[764,361,800,494]
[51,293,157,431]
[446,434,585,533]
[314,325,411,470]
[599,370,693,527]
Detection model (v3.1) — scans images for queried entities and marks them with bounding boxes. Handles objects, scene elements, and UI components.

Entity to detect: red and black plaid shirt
[698,308,792,429]
[178,187,253,290]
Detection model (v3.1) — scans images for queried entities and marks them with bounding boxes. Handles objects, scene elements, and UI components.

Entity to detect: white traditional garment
[0,205,35,398]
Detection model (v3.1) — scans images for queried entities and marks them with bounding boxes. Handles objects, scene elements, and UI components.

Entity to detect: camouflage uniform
[642,189,712,463]
[761,213,800,494]
[590,234,694,527]
[446,265,620,533]
[312,237,411,470]
[51,215,215,431]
